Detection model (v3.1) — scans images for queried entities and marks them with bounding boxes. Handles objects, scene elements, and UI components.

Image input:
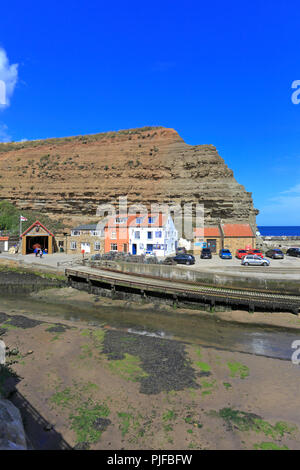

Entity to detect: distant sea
[258,226,300,236]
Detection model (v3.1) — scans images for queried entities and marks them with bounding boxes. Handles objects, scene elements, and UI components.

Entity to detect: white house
[128,213,178,257]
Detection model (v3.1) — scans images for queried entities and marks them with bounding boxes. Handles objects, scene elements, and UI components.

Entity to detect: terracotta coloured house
[104,214,136,254]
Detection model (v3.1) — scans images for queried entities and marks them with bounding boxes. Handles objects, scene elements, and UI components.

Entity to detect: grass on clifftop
[0,127,163,154]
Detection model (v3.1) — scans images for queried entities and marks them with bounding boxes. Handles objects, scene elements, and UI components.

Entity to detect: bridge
[65,266,300,314]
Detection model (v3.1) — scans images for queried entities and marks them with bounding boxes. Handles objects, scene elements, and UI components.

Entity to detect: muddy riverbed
[1,286,300,450]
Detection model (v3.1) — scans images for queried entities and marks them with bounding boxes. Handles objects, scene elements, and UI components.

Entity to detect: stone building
[193,227,222,254]
[193,223,256,254]
[221,224,256,253]
[67,223,105,255]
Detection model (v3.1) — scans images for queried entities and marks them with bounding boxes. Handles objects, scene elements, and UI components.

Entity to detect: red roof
[105,213,168,229]
[194,227,221,237]
[105,214,138,229]
[222,224,254,237]
[21,220,54,238]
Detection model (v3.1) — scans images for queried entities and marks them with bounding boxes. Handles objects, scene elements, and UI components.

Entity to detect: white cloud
[282,184,300,194]
[0,48,19,142]
[258,184,300,225]
[0,123,11,142]
[0,47,18,109]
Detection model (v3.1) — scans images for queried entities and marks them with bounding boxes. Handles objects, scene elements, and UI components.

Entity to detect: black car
[286,247,300,258]
[265,249,284,259]
[173,254,195,265]
[201,248,212,259]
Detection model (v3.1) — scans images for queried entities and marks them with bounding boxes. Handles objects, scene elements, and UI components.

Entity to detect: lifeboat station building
[21,220,54,255]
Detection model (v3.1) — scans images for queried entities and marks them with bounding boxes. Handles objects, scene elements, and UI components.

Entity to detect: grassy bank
[0,262,66,282]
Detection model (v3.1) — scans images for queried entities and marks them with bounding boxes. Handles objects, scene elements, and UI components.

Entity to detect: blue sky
[0,0,300,225]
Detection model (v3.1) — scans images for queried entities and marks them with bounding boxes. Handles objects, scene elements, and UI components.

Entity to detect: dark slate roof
[73,222,106,231]
[73,224,97,230]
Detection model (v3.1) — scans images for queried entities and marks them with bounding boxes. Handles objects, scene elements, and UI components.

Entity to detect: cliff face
[0,126,258,228]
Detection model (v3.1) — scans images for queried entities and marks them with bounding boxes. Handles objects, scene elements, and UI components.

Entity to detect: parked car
[91,253,101,260]
[173,254,195,265]
[236,249,248,259]
[201,248,212,259]
[248,249,263,258]
[265,249,284,259]
[219,249,232,259]
[241,255,270,266]
[163,257,177,265]
[286,247,300,258]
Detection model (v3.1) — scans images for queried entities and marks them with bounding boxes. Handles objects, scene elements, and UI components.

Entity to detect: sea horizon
[258,226,300,236]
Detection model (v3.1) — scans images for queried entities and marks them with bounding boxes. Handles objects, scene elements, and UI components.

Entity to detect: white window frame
[90,230,101,236]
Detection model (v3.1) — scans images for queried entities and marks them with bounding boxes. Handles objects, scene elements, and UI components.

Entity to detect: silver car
[241,255,270,266]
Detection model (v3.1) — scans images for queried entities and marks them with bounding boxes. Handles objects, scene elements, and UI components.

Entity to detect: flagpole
[19,216,22,250]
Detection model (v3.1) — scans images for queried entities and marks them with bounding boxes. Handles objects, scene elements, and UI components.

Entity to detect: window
[71,230,80,236]
[155,231,162,238]
[94,241,100,251]
[58,241,64,247]
[148,216,156,224]
[115,217,127,224]
[70,241,77,250]
[135,231,140,239]
[110,243,118,251]
[90,230,101,236]
[136,216,144,224]
[111,231,117,239]
[147,231,153,239]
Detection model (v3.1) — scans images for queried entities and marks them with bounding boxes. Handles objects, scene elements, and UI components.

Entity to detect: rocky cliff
[0,126,258,228]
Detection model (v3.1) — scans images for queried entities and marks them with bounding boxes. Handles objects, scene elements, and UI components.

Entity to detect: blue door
[132,244,137,255]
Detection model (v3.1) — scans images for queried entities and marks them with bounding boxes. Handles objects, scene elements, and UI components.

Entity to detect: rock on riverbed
[0,399,27,450]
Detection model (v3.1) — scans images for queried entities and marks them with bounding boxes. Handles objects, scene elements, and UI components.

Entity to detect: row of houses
[18,216,256,257]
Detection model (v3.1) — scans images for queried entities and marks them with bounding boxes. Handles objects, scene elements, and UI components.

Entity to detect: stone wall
[102,260,300,294]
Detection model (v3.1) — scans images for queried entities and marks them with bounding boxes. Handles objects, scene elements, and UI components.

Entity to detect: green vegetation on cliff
[0,200,63,235]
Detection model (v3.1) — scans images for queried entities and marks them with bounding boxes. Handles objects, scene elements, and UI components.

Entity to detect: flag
[20,215,28,222]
